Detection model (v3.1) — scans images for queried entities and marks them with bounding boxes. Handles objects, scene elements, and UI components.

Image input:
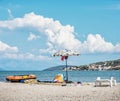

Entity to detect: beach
[0,82,120,101]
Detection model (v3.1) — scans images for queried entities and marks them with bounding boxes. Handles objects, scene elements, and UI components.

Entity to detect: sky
[0,0,120,70]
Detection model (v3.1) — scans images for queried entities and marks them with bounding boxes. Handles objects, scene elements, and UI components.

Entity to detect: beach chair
[94,77,117,87]
[95,77,103,87]
[53,74,64,83]
[111,77,117,86]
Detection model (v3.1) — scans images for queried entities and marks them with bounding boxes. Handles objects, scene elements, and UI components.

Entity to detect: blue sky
[0,0,120,70]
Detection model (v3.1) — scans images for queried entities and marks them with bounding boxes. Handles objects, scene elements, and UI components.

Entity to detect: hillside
[43,65,77,71]
[43,59,120,71]
[71,59,120,71]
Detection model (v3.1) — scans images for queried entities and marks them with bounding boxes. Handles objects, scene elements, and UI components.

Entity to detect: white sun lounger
[95,77,117,87]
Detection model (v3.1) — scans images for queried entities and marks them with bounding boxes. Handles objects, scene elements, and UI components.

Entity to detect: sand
[0,82,120,101]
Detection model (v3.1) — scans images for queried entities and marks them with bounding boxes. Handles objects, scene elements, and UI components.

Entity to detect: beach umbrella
[53,49,80,82]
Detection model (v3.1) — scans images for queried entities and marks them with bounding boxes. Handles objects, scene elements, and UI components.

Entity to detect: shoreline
[0,82,120,101]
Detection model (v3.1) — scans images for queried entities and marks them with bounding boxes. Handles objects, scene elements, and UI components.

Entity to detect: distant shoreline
[43,59,120,71]
[1,69,120,71]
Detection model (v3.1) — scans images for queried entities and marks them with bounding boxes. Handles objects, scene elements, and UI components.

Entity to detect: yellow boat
[6,74,36,82]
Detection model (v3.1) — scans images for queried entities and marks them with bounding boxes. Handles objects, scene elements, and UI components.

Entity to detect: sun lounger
[95,77,117,87]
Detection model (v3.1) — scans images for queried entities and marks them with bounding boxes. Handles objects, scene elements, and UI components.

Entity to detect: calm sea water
[0,70,120,82]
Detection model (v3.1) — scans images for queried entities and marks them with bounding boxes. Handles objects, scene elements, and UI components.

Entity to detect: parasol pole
[65,57,68,82]
[53,49,80,83]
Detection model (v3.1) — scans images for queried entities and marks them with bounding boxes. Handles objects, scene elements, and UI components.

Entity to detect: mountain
[77,59,120,70]
[43,65,77,71]
[43,59,120,71]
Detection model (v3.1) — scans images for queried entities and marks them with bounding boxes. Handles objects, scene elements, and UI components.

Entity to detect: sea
[0,70,120,83]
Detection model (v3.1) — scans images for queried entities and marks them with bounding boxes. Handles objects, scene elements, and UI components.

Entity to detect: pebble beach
[0,82,120,101]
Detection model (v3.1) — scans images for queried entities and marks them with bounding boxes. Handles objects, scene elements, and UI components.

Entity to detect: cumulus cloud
[114,43,120,52]
[0,41,18,52]
[27,32,40,41]
[0,12,81,51]
[0,41,49,61]
[0,12,120,59]
[81,34,115,53]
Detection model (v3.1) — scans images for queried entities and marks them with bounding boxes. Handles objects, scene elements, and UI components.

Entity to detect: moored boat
[6,74,36,82]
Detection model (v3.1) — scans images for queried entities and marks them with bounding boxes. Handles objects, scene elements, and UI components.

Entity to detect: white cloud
[0,41,50,61]
[1,52,50,61]
[0,12,120,58]
[81,34,120,53]
[27,32,40,41]
[7,9,14,19]
[114,43,120,52]
[0,41,18,52]
[0,12,81,51]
